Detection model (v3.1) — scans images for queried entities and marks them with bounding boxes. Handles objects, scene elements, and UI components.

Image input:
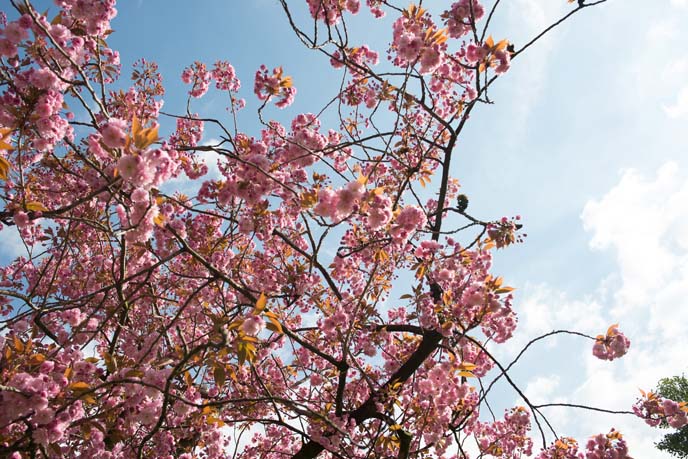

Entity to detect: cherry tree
[0,1,684,458]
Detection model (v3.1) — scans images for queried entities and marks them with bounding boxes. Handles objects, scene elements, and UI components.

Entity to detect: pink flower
[336,180,365,216]
[101,118,128,149]
[3,22,29,44]
[241,315,265,336]
[212,60,241,91]
[0,39,17,57]
[314,188,339,219]
[444,0,485,39]
[14,211,30,228]
[181,62,211,98]
[116,154,141,181]
[131,187,149,203]
[390,205,427,242]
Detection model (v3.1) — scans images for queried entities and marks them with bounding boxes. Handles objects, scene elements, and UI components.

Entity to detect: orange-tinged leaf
[280,76,293,88]
[255,292,268,313]
[458,362,477,371]
[29,353,46,365]
[85,357,99,363]
[69,381,90,391]
[102,352,117,373]
[442,291,452,306]
[415,264,426,279]
[265,316,283,334]
[131,115,159,149]
[132,115,142,137]
[430,28,448,45]
[0,127,14,151]
[213,365,226,387]
[81,394,97,404]
[25,201,48,212]
[206,415,225,426]
[606,430,623,440]
[153,213,166,226]
[607,323,619,336]
[300,190,318,208]
[495,39,509,52]
[13,335,24,353]
[0,156,10,180]
[485,36,495,48]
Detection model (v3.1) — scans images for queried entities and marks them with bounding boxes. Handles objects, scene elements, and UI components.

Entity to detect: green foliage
[656,375,688,458]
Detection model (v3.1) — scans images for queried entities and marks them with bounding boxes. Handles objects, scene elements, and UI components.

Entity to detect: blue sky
[4,0,688,456]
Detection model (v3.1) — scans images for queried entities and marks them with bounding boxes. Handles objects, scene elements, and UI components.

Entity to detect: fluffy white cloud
[664,86,688,118]
[0,225,27,261]
[509,163,688,457]
[501,0,567,136]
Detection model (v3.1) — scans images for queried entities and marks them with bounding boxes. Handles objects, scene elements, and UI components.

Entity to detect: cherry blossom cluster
[329,45,382,107]
[253,65,296,108]
[537,431,633,459]
[592,324,631,361]
[181,61,212,98]
[633,390,688,428]
[109,59,165,121]
[442,0,485,38]
[487,215,525,248]
[306,0,361,24]
[180,60,245,111]
[536,437,583,459]
[466,35,512,74]
[472,407,533,458]
[55,0,118,36]
[212,60,241,92]
[584,430,631,459]
[391,5,447,74]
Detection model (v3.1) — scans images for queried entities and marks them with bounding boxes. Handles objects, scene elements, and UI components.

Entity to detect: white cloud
[670,0,687,8]
[502,1,567,133]
[646,20,680,42]
[662,57,688,84]
[509,162,688,457]
[664,86,688,118]
[624,19,686,115]
[582,162,688,310]
[0,226,27,260]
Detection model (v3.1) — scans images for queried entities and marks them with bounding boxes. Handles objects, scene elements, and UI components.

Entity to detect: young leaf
[0,156,10,180]
[255,292,268,313]
[69,381,91,391]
